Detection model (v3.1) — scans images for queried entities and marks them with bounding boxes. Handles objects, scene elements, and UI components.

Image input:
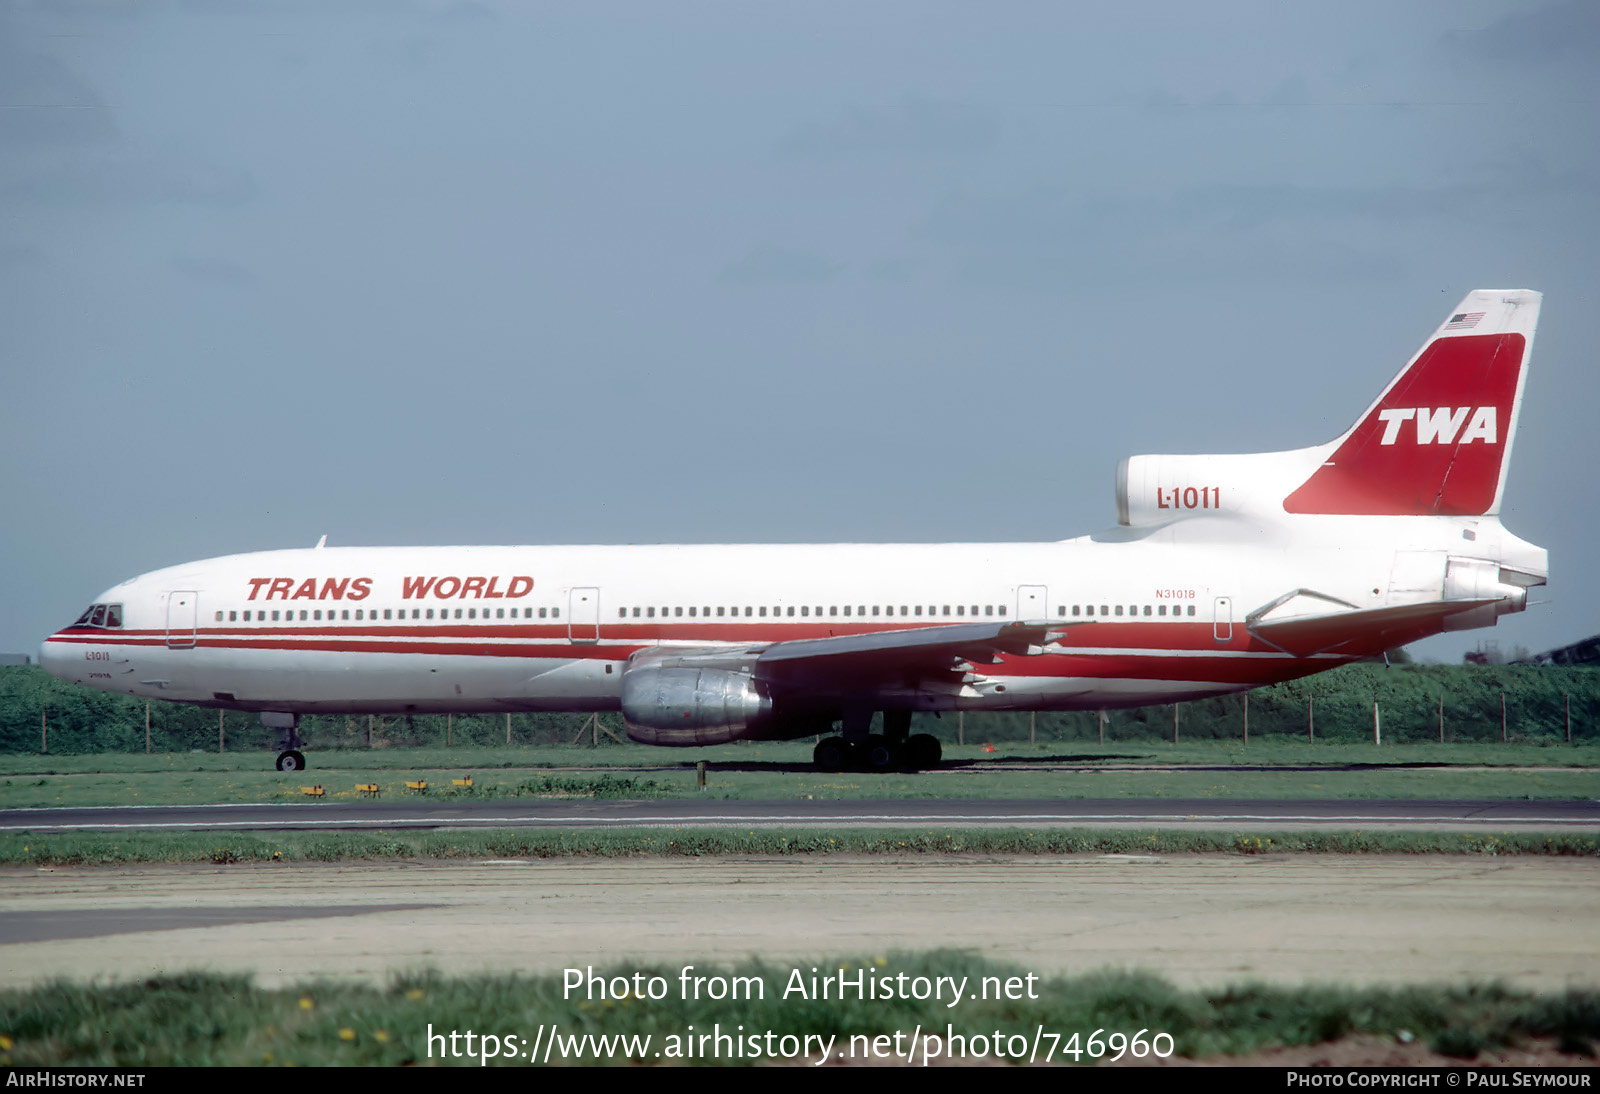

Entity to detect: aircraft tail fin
[1282,289,1539,517]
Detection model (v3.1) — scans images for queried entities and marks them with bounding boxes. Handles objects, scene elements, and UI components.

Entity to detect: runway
[2,797,1596,833]
[1,856,1594,992]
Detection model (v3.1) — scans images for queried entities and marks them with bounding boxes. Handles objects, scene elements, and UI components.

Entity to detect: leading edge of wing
[754,619,1074,678]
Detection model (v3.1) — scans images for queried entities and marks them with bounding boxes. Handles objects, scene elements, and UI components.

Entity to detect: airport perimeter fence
[0,664,1594,755]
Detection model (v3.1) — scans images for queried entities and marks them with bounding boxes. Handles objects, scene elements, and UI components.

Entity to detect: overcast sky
[3,0,1596,663]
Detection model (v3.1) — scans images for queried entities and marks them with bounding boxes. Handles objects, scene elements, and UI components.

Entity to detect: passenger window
[382,610,390,620]
[998,606,1006,616]
[1115,605,1124,616]
[1158,605,1167,616]
[1072,605,1081,616]
[801,606,809,617]
[1187,605,1195,616]
[1144,605,1152,616]
[299,610,308,621]
[274,610,283,621]
[830,606,838,617]
[425,609,433,619]
[674,607,683,617]
[786,606,795,617]
[214,611,224,622]
[759,607,767,617]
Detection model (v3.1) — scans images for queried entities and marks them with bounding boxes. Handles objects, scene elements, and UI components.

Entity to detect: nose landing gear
[262,711,308,772]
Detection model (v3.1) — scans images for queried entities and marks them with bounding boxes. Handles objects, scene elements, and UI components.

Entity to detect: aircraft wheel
[864,734,902,774]
[813,737,850,772]
[276,750,307,772]
[907,734,942,770]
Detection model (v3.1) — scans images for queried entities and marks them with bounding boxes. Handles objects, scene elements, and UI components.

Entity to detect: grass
[1,956,1595,1065]
[0,739,1596,810]
[5,738,1600,777]
[1,826,1594,866]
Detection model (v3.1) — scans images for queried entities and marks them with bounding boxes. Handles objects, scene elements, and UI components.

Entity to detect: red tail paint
[1283,333,1525,516]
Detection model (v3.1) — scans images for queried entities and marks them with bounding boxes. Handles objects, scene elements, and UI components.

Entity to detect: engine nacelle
[1440,556,1529,631]
[1116,451,1314,527]
[620,664,774,746]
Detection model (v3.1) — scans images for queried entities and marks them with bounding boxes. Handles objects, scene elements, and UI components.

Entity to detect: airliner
[40,290,1548,773]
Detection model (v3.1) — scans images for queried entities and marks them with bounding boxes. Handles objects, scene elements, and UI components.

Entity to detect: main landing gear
[812,709,942,773]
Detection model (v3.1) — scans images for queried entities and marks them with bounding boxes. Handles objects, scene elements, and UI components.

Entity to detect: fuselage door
[569,587,600,644]
[167,591,198,649]
[1017,585,1048,621]
[1213,596,1233,643]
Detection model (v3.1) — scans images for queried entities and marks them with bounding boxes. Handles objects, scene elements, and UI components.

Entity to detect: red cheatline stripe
[41,639,1342,686]
[53,619,1219,646]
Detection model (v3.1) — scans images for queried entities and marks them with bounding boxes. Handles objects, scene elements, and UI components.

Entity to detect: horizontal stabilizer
[1247,599,1496,657]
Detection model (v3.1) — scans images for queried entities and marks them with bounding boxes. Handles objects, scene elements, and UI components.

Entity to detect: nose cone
[38,634,74,683]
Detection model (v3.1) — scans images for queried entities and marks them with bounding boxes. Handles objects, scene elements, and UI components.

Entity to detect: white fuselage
[38,512,1540,730]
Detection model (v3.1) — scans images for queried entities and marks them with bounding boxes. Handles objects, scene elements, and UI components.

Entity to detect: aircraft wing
[635,619,1075,692]
[755,619,1070,685]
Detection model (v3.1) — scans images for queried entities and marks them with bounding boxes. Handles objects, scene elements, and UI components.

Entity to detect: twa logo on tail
[1283,289,1538,517]
[1376,407,1497,446]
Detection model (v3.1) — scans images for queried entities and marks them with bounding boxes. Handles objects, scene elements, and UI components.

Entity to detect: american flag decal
[1445,311,1485,330]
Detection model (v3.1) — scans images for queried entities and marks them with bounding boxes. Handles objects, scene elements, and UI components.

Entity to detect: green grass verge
[2,741,1598,808]
[2,827,1594,866]
[5,738,1599,776]
[1,956,1596,1065]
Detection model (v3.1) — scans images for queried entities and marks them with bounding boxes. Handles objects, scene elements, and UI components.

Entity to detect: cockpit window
[72,603,123,629]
